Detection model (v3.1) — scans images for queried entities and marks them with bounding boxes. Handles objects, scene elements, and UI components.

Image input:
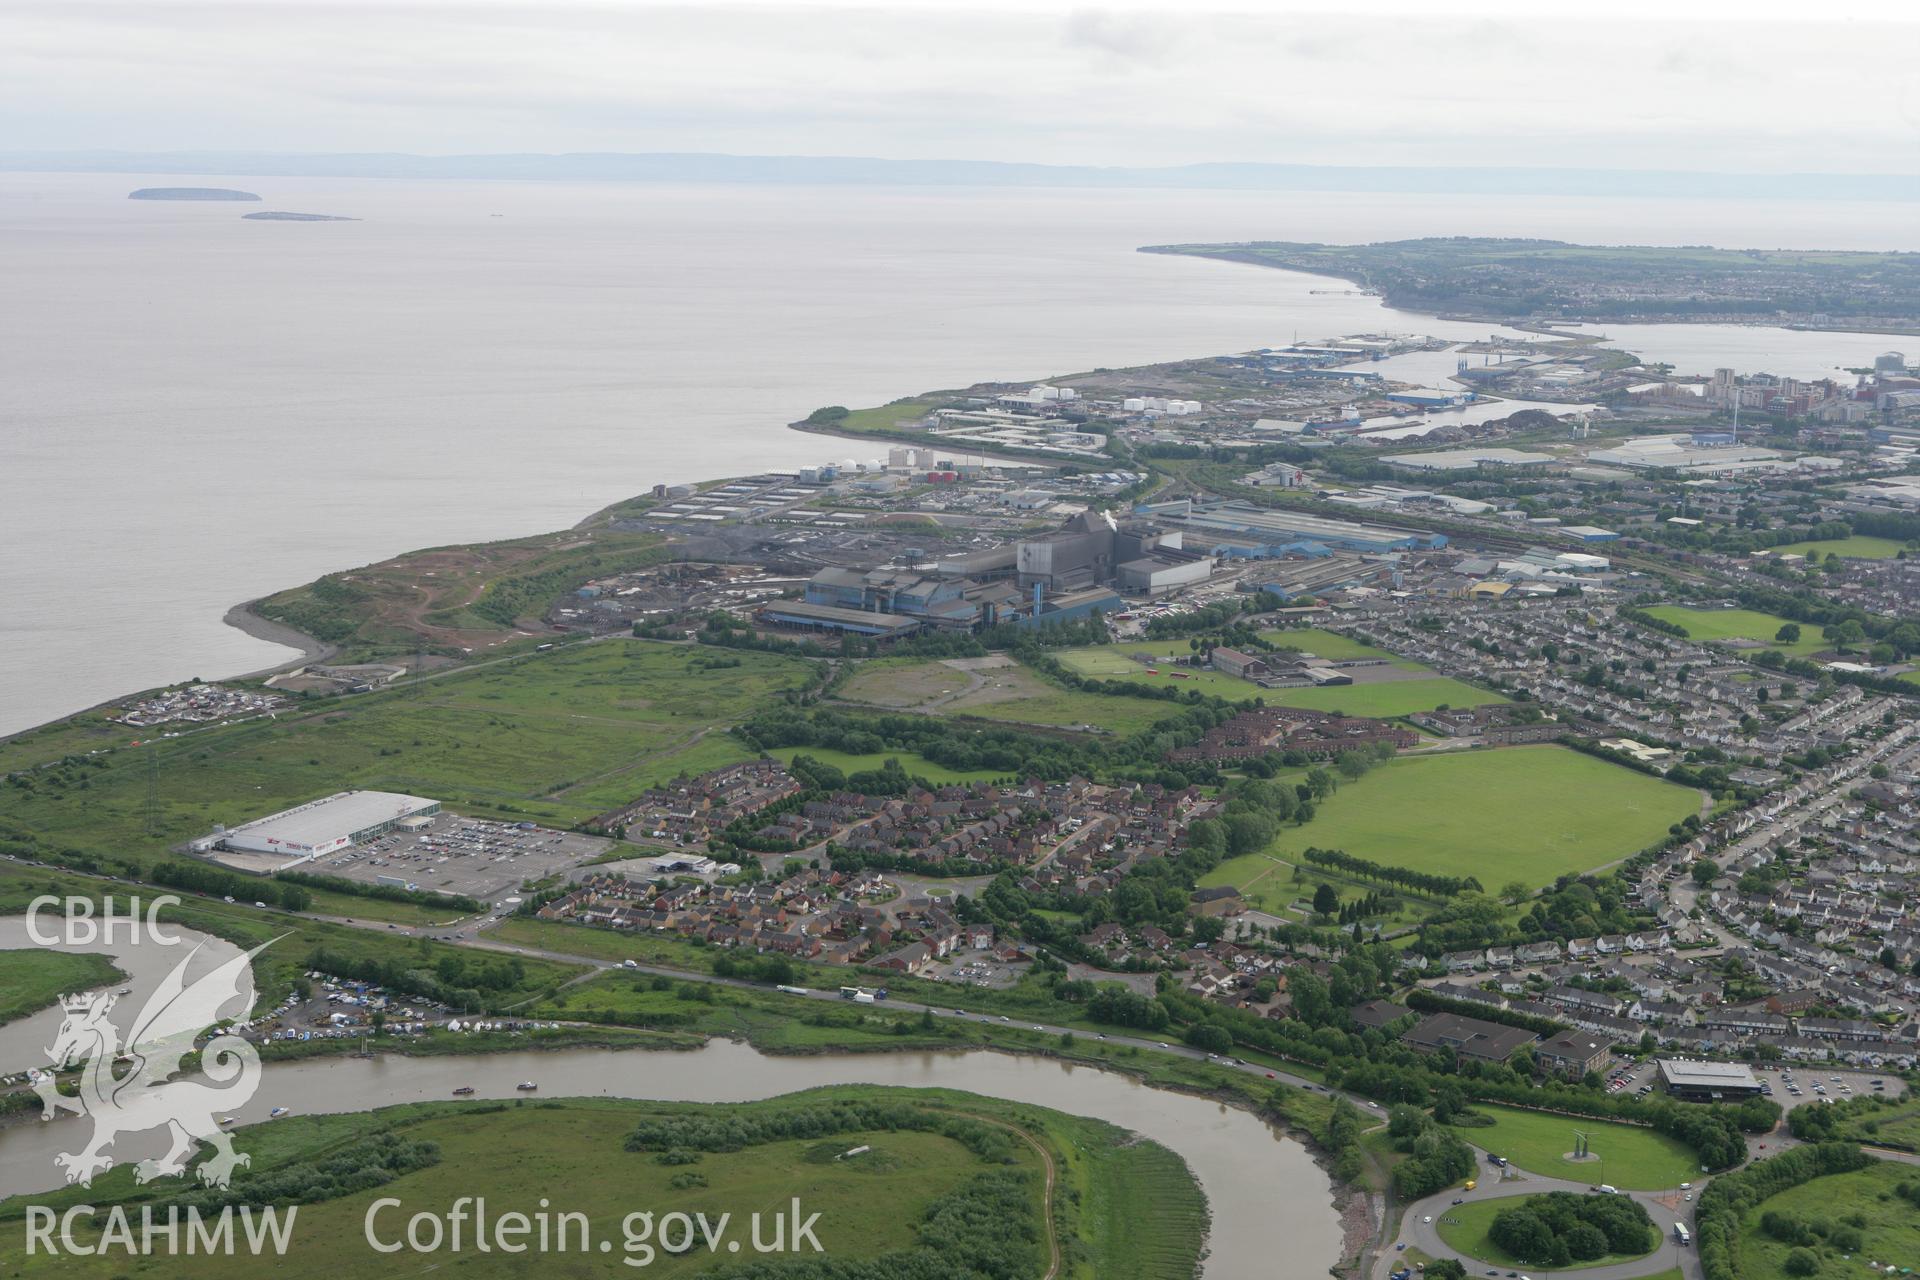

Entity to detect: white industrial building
[1586,434,1787,474]
[1655,1058,1763,1101]
[201,790,441,864]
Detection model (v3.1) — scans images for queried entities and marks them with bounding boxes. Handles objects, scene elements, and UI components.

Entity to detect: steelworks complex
[756,501,1444,640]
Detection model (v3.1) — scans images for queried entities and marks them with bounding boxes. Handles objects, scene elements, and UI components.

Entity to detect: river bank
[0,1035,1343,1275]
[0,900,1354,1275]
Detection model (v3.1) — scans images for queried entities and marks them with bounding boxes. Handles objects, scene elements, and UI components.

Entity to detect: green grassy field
[0,1087,1205,1280]
[1435,1194,1659,1270]
[1055,638,1502,717]
[1641,606,1829,657]
[769,746,1009,785]
[0,948,122,1025]
[1769,535,1907,559]
[1457,1105,1700,1189]
[0,641,816,875]
[817,396,951,436]
[1206,747,1699,891]
[1262,677,1507,718]
[1736,1160,1920,1280]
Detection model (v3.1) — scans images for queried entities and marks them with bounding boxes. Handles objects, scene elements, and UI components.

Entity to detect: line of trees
[275,869,480,915]
[1142,594,1283,639]
[1618,605,1690,638]
[304,944,531,1012]
[624,1099,1016,1165]
[1302,846,1482,898]
[148,858,312,912]
[1403,987,1566,1037]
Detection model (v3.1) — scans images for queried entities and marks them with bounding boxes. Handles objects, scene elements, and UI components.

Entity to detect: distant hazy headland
[1143,236,1920,329]
[128,186,261,201]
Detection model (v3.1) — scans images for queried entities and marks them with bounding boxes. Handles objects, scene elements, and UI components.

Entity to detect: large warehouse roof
[1657,1058,1760,1090]
[226,790,440,848]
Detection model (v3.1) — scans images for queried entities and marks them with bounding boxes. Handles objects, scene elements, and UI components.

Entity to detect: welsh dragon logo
[34,939,272,1188]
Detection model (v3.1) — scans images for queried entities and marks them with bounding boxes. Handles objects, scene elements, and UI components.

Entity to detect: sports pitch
[1206,746,1701,891]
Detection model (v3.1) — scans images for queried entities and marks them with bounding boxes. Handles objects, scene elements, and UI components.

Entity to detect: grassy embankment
[479,915,1344,1112]
[1199,746,1700,903]
[0,1088,1210,1280]
[494,914,1127,1035]
[0,949,123,1025]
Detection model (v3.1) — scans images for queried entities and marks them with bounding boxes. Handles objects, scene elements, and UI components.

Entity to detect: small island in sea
[127,187,261,201]
[241,211,360,222]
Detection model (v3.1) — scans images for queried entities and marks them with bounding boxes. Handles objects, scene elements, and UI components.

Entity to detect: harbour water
[2,172,1915,735]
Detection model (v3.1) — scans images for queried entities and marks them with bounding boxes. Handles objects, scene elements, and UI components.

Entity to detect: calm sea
[2,172,1915,735]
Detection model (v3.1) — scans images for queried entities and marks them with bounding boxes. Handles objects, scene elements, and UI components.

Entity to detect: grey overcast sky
[2,0,1917,172]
